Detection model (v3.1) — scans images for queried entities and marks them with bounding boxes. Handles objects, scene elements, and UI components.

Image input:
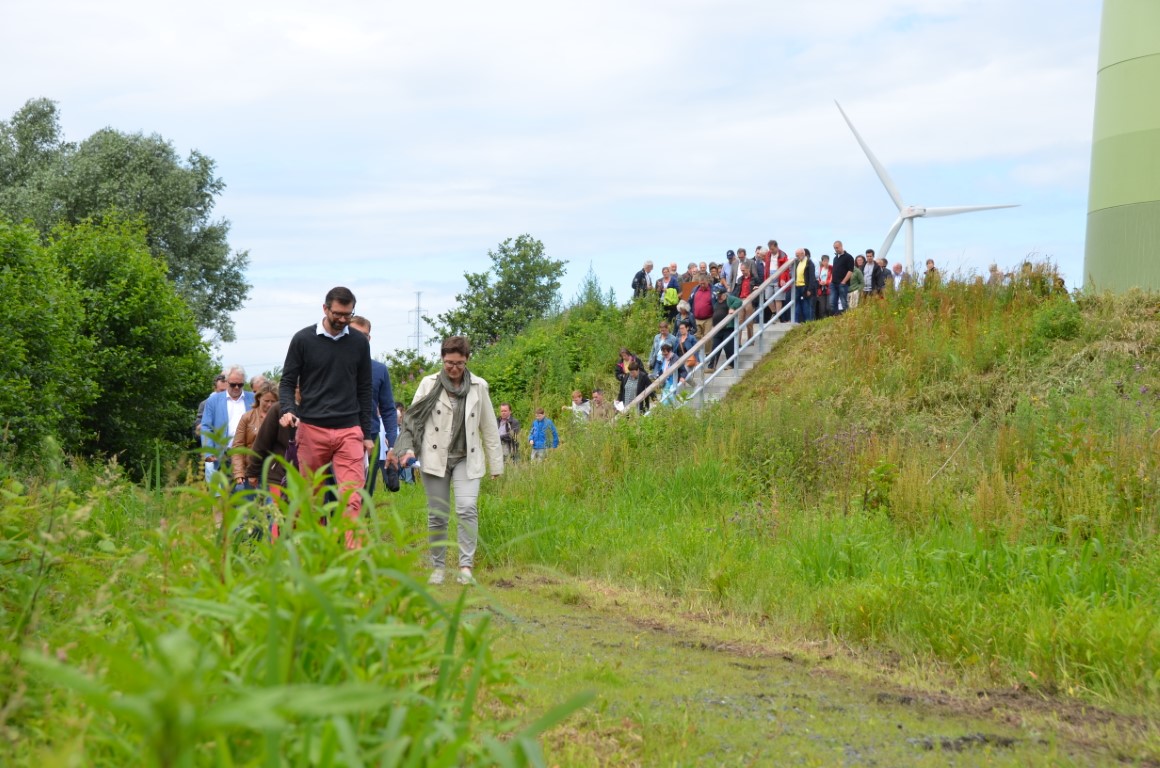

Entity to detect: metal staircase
[622,262,801,415]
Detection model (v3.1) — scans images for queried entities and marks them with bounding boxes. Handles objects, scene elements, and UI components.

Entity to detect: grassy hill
[482,265,1160,707]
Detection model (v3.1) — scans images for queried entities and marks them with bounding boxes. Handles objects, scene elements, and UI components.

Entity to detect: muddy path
[468,568,1153,767]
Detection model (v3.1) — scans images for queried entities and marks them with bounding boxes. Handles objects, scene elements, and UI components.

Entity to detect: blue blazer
[200,389,255,455]
[371,360,398,448]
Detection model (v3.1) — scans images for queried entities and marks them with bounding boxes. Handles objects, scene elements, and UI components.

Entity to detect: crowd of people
[194,257,1041,585]
[196,286,608,587]
[622,242,948,411]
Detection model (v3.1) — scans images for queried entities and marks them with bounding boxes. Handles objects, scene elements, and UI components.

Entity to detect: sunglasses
[228,382,245,388]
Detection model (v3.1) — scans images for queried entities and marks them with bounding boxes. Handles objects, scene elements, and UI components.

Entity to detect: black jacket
[618,371,655,413]
[631,270,651,298]
[790,257,819,296]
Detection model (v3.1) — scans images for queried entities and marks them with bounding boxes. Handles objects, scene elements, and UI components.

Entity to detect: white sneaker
[427,568,445,586]
[456,567,475,586]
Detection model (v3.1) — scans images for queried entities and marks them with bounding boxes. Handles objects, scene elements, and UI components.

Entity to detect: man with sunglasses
[279,287,375,546]
[201,366,255,479]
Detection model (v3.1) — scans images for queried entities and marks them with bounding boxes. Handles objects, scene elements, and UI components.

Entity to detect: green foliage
[0,220,95,456]
[466,284,658,423]
[429,235,566,350]
[0,214,213,474]
[381,348,437,409]
[1,461,572,765]
[1032,295,1082,342]
[49,217,215,470]
[0,98,249,340]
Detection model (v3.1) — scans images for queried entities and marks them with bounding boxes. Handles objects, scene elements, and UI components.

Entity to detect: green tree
[49,217,215,470]
[0,218,94,458]
[381,348,437,409]
[429,235,566,349]
[0,99,250,341]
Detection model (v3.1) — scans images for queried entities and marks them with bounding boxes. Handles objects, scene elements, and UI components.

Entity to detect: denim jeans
[831,283,849,314]
[794,287,814,322]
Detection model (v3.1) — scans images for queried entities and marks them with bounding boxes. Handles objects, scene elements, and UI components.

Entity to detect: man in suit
[201,365,255,479]
[349,316,399,495]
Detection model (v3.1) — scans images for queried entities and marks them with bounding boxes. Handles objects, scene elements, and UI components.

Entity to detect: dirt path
[470,568,1150,767]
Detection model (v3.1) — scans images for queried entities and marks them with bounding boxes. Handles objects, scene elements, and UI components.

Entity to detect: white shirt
[225,393,247,437]
[315,319,350,341]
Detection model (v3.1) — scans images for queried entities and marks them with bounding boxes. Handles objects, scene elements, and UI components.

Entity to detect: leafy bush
[1032,295,1082,342]
[1,461,571,765]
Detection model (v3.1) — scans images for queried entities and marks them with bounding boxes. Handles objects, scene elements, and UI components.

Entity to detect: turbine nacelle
[903,205,927,219]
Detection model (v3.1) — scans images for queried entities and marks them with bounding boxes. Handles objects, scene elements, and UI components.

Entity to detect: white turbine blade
[880,216,904,261]
[835,101,905,211]
[923,204,1019,218]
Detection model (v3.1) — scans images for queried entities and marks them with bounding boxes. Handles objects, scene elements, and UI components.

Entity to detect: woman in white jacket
[396,336,503,586]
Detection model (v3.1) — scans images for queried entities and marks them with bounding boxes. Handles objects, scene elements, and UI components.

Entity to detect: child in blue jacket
[528,408,559,460]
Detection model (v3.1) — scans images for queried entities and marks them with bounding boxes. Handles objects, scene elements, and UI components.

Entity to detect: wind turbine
[835,101,1018,276]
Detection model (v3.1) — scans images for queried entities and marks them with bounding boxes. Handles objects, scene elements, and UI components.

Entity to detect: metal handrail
[619,260,797,415]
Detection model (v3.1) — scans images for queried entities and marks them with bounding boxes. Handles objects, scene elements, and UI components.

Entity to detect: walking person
[348,315,398,496]
[278,286,376,549]
[497,403,521,463]
[528,407,559,459]
[396,336,504,586]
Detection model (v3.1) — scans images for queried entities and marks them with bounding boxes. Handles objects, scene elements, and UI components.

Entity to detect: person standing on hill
[815,255,832,320]
[891,263,909,291]
[278,286,375,547]
[848,254,865,309]
[924,258,940,287]
[862,249,878,303]
[793,249,818,322]
[631,261,654,298]
[830,241,856,315]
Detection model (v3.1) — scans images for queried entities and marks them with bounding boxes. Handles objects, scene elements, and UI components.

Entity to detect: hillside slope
[483,266,1160,714]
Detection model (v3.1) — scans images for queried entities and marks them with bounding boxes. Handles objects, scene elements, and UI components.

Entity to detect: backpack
[662,286,679,307]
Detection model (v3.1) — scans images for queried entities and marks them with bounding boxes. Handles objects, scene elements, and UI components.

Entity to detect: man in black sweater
[830,240,856,315]
[279,286,374,544]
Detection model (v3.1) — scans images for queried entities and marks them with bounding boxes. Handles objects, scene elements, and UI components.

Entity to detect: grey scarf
[397,368,471,458]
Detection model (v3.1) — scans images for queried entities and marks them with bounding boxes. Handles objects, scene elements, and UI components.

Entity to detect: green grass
[479,268,1160,707]
[0,458,570,766]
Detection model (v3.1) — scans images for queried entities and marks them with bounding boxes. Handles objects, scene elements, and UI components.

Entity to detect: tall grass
[0,456,570,766]
[481,268,1160,704]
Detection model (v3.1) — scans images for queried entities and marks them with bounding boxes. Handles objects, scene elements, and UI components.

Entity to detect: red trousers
[295,422,366,525]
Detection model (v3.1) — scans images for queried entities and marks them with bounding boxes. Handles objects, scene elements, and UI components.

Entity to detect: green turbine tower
[1084,0,1160,290]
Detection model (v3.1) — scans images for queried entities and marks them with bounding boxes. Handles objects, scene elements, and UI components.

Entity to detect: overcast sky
[3,0,1102,373]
